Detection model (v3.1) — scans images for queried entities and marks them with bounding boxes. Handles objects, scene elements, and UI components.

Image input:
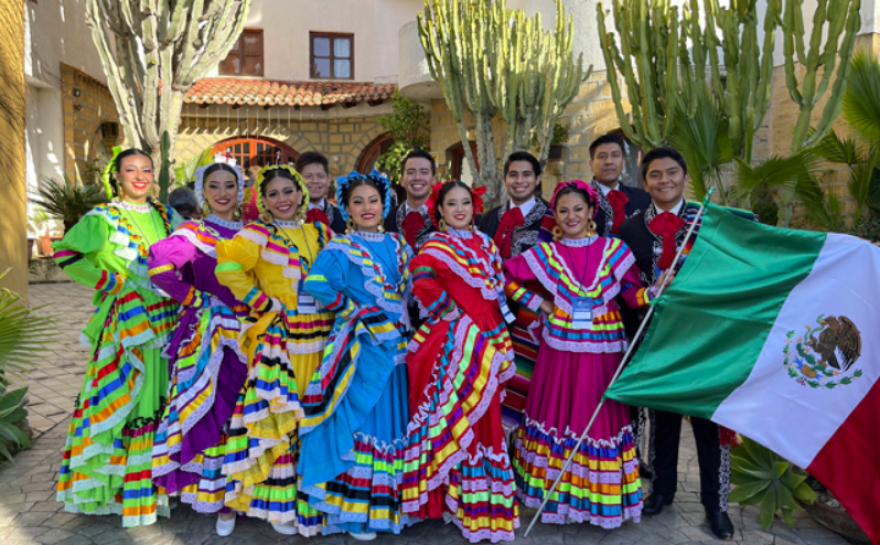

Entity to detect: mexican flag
[606,204,880,542]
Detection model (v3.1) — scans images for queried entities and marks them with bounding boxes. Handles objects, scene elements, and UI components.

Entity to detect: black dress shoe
[643,493,674,516]
[706,510,734,540]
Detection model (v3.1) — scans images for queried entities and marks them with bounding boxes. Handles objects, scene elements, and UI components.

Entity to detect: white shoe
[271,522,299,535]
[216,515,236,537]
[348,531,378,541]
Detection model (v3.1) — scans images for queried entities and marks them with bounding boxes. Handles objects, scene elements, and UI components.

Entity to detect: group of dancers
[52,135,737,542]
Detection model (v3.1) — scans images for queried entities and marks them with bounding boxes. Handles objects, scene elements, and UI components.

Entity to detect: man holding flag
[618,147,737,539]
[613,148,880,542]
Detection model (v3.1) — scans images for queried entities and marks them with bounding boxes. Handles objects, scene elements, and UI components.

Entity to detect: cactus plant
[597,0,780,163]
[776,0,861,226]
[85,0,251,190]
[418,0,589,206]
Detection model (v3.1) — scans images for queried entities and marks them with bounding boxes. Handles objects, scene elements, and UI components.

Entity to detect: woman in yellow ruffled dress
[215,165,335,536]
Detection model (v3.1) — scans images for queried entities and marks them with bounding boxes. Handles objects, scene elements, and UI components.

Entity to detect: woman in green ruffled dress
[54,148,182,527]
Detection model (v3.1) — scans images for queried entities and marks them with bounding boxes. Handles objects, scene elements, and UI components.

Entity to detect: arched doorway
[212,137,299,173]
[355,133,394,174]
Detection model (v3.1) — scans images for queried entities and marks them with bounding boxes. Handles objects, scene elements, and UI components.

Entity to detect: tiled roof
[184,78,396,108]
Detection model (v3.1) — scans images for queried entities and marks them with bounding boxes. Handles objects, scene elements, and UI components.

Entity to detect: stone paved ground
[0,282,849,545]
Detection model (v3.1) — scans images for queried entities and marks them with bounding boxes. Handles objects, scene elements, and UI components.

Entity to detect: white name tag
[571,297,592,330]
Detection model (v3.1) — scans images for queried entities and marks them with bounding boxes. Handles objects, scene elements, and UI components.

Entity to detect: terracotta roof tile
[185,78,396,107]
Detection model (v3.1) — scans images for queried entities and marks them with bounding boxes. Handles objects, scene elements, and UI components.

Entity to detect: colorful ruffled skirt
[56,288,177,527]
[222,310,331,535]
[299,309,410,534]
[151,300,247,513]
[403,315,519,543]
[513,347,642,528]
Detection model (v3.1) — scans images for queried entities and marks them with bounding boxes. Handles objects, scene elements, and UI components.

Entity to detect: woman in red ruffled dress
[402,180,519,543]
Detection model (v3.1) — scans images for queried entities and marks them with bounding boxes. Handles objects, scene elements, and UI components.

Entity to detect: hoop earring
[346,218,356,233]
[552,225,563,242]
[438,218,447,232]
[586,220,597,237]
[377,224,385,234]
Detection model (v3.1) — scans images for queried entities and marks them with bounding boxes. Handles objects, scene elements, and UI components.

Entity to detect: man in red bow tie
[297,151,347,234]
[383,149,437,250]
[589,133,651,237]
[479,151,556,433]
[618,147,736,541]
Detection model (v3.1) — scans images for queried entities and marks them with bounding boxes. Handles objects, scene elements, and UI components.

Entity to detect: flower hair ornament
[254,164,310,222]
[424,180,487,228]
[550,179,599,216]
[194,162,246,213]
[335,169,394,222]
[101,145,124,200]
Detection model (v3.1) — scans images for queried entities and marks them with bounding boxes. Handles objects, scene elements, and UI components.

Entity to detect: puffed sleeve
[53,214,124,295]
[304,248,358,318]
[148,227,204,307]
[409,251,459,321]
[503,250,545,312]
[216,224,274,313]
[611,239,655,309]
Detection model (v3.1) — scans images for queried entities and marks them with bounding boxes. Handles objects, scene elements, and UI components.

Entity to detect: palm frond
[811,129,861,166]
[0,270,54,384]
[841,51,880,146]
[668,101,734,201]
[31,175,106,231]
[733,152,824,209]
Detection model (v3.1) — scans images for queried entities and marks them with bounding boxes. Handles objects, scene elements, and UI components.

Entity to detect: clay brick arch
[212,136,299,171]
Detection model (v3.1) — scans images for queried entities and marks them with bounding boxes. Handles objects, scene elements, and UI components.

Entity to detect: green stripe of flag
[605,204,828,418]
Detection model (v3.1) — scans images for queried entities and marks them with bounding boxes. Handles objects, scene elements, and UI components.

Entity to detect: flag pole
[523,188,715,538]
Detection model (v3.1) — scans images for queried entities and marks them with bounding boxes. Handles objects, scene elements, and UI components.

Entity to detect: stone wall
[174,113,387,178]
[60,64,120,180]
[0,0,28,296]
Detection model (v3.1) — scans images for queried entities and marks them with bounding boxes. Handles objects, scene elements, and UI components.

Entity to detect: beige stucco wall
[203,0,425,83]
[1,0,29,297]
[25,0,107,191]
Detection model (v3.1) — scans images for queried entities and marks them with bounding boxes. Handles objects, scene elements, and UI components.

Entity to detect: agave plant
[730,436,818,530]
[0,270,55,461]
[32,175,106,233]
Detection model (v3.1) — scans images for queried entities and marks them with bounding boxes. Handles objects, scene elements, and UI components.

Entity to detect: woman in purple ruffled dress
[148,163,249,536]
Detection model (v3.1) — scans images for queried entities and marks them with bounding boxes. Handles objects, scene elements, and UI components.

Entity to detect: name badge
[110,232,130,246]
[298,292,319,314]
[282,266,301,280]
[114,247,138,261]
[571,297,592,330]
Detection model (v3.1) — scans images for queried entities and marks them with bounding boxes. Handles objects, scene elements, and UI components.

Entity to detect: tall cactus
[85,0,251,170]
[597,0,780,163]
[418,0,588,206]
[778,0,861,226]
[597,0,681,151]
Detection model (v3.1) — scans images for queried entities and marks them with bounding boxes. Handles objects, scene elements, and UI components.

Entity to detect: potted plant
[27,210,55,257]
[31,174,107,234]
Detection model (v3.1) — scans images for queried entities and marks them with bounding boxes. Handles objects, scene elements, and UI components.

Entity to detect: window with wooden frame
[310,32,354,80]
[220,29,264,76]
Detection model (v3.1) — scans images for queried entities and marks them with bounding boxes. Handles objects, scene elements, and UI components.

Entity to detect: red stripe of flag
[806,377,880,544]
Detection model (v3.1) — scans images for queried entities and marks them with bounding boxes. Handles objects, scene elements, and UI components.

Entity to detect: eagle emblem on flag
[783,314,863,389]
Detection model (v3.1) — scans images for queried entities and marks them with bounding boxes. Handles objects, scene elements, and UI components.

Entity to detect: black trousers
[650,409,728,513]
